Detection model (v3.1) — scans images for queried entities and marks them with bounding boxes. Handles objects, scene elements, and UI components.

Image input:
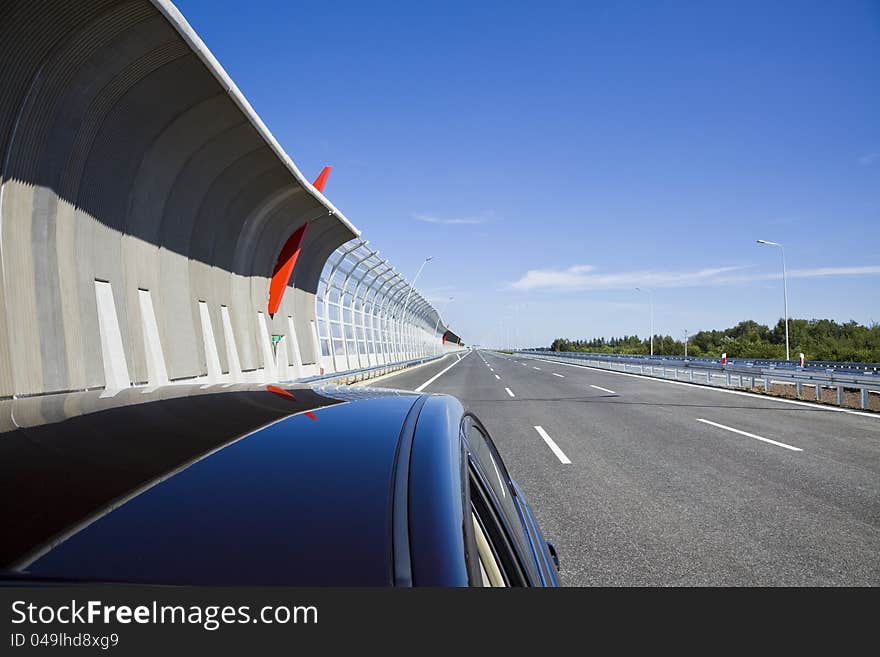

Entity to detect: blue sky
[176,0,880,347]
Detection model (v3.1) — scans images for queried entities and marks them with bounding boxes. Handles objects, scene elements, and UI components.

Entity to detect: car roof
[0,384,426,585]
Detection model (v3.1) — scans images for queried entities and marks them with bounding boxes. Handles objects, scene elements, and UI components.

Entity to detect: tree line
[548,319,880,363]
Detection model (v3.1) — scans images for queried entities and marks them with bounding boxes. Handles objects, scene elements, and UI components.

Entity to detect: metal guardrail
[518,349,880,375]
[517,350,880,411]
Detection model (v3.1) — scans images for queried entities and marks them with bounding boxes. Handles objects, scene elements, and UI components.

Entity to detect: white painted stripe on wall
[199,301,223,383]
[137,289,168,386]
[275,335,290,381]
[221,305,242,379]
[286,315,303,370]
[94,280,130,392]
[257,311,278,382]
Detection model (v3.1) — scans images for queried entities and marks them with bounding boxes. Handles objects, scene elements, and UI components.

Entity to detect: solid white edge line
[505,387,515,397]
[590,384,617,395]
[527,356,880,421]
[552,373,564,378]
[352,352,457,387]
[696,418,802,452]
[414,353,466,392]
[534,426,572,464]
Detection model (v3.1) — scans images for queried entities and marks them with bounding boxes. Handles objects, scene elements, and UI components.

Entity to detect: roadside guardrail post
[534,350,877,410]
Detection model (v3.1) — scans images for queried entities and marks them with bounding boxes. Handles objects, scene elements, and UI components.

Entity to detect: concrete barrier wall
[0,0,361,397]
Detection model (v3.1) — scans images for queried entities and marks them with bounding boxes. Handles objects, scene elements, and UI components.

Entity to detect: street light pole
[684,329,688,359]
[635,287,654,356]
[757,240,790,361]
[401,256,433,358]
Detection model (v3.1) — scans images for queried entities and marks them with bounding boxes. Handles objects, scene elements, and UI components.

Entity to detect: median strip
[696,418,802,452]
[534,426,572,464]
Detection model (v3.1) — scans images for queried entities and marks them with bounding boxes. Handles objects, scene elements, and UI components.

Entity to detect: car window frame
[467,463,528,586]
[462,416,535,558]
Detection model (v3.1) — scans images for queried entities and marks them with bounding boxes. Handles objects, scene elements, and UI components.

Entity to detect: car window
[468,469,525,586]
[464,418,531,561]
[471,512,505,587]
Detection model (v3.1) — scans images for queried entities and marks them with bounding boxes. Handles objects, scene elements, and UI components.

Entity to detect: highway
[374,349,880,585]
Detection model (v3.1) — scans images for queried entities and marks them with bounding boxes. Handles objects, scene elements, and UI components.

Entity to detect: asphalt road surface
[374,349,880,585]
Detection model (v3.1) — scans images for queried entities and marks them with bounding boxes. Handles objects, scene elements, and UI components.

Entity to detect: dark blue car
[1,384,558,587]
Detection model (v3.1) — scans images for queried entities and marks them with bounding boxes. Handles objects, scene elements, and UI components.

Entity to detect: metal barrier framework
[518,350,880,411]
[316,239,459,376]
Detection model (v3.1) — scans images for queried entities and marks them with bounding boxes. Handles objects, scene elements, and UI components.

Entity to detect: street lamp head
[757,239,780,246]
[425,256,434,262]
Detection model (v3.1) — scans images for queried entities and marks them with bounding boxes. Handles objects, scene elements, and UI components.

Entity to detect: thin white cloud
[859,152,880,166]
[511,264,880,291]
[511,264,745,291]
[511,264,597,290]
[414,212,491,225]
[718,265,880,284]
[791,266,880,277]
